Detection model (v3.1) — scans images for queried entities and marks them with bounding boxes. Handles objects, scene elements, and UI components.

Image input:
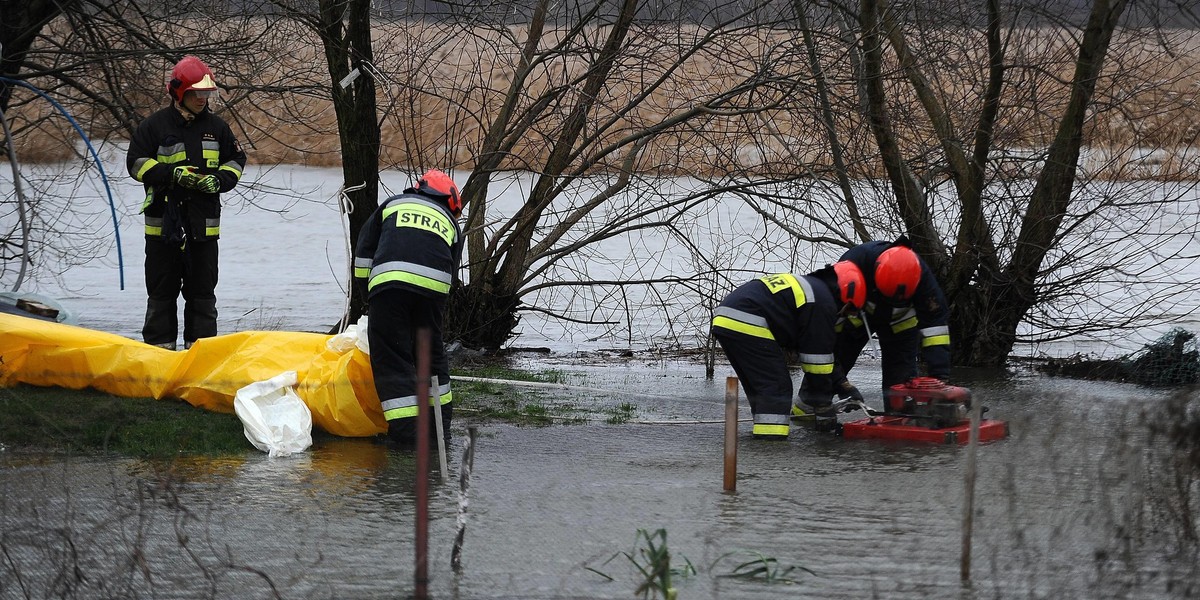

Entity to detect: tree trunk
[951,0,1128,366]
[318,0,380,331]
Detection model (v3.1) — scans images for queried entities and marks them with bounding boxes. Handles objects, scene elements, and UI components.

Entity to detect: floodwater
[2,162,1199,597]
[3,356,1198,599]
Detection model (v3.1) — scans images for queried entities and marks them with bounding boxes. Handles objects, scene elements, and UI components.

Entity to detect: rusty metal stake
[414,328,431,599]
[724,376,739,492]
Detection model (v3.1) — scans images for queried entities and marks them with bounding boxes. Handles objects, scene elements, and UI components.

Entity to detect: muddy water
[2,358,1196,599]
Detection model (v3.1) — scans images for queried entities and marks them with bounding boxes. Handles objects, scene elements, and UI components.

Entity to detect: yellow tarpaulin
[0,313,385,437]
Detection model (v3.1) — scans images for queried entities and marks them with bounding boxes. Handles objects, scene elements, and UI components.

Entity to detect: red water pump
[883,377,970,429]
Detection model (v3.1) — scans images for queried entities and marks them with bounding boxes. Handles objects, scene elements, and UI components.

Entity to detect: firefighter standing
[126,56,246,350]
[799,237,951,410]
[711,263,867,438]
[354,170,464,448]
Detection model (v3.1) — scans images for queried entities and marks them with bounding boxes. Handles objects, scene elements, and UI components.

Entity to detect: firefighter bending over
[354,170,464,448]
[711,263,867,438]
[798,236,951,414]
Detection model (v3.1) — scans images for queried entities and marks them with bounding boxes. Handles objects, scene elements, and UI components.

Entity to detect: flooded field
[3,354,1197,599]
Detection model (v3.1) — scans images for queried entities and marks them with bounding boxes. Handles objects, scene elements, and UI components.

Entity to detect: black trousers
[367,288,452,445]
[711,327,793,418]
[142,237,218,346]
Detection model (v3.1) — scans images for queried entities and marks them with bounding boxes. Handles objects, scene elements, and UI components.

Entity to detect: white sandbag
[233,371,313,457]
[325,314,370,355]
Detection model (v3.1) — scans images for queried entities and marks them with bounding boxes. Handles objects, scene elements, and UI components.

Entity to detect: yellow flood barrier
[0,313,385,437]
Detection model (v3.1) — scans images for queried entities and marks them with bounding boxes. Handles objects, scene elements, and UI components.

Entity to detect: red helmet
[416,169,462,217]
[832,261,867,309]
[875,246,922,301]
[168,56,217,103]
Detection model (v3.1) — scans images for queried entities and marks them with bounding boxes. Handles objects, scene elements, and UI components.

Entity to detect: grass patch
[456,364,568,384]
[452,366,638,426]
[0,384,252,457]
[453,378,586,426]
[0,364,637,456]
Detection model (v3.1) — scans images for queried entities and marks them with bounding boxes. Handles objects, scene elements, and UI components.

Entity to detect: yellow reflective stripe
[205,226,220,236]
[384,405,419,420]
[158,151,186,164]
[800,352,835,374]
[145,225,163,236]
[712,315,775,340]
[369,271,451,294]
[383,393,453,421]
[801,362,835,375]
[752,423,789,436]
[202,147,220,169]
[134,157,158,180]
[758,273,810,308]
[383,203,456,245]
[923,334,951,347]
[353,267,370,278]
[892,316,919,333]
[219,162,243,179]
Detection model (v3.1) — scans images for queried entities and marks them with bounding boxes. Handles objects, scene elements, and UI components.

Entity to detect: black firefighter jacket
[127,105,246,243]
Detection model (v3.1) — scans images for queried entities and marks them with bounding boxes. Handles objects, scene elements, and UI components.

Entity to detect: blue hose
[1,76,125,290]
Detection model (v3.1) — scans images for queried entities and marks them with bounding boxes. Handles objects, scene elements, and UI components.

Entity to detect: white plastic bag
[325,314,370,355]
[233,371,313,457]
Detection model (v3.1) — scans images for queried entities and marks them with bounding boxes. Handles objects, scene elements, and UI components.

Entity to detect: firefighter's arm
[915,270,952,380]
[214,124,247,193]
[351,209,383,297]
[127,124,173,188]
[450,234,464,288]
[795,302,845,400]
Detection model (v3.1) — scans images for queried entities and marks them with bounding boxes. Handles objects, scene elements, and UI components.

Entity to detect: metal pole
[431,376,449,483]
[960,396,982,582]
[451,426,479,572]
[724,376,739,492]
[414,328,431,599]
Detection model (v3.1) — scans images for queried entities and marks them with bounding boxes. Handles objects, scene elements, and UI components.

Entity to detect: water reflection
[2,366,1197,598]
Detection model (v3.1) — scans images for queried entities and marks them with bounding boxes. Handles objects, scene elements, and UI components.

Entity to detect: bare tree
[827,0,1200,366]
[5,0,1199,365]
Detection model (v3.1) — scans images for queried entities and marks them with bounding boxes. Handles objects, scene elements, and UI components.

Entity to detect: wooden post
[960,397,982,582]
[414,328,431,599]
[431,376,448,483]
[723,376,739,492]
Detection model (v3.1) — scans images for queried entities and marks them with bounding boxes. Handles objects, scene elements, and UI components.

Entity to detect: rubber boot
[184,298,218,346]
[387,418,417,449]
[813,405,840,433]
[142,299,178,348]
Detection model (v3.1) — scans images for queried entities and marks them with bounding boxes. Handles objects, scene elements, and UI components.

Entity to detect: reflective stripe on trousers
[381,379,454,421]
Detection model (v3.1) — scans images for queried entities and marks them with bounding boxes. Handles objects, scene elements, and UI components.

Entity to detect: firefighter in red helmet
[354,169,464,448]
[797,236,951,414]
[126,56,247,350]
[711,262,867,438]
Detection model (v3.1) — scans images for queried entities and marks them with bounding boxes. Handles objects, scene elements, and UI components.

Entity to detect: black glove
[837,381,864,403]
